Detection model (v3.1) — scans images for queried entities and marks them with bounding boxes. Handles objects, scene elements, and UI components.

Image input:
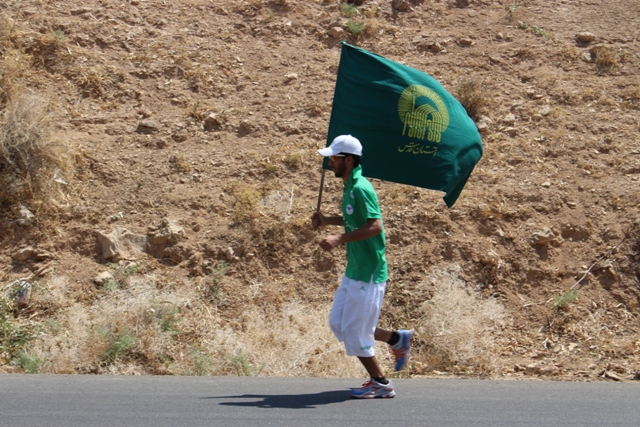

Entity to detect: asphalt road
[1,374,639,427]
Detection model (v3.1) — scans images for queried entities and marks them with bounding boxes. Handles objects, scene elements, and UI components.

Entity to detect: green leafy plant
[172,347,212,376]
[551,290,579,312]
[102,263,139,292]
[13,350,46,373]
[340,2,359,18]
[229,349,264,376]
[0,298,34,363]
[518,21,549,38]
[204,261,228,301]
[346,20,365,36]
[155,302,181,335]
[100,328,137,363]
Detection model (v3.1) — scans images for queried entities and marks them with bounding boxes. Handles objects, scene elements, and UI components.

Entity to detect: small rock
[604,371,622,381]
[502,113,516,126]
[224,247,240,262]
[172,129,189,143]
[530,228,555,247]
[539,364,560,376]
[11,247,54,262]
[505,127,518,136]
[458,37,474,47]
[525,362,541,375]
[576,32,596,44]
[238,120,254,135]
[419,41,447,54]
[284,73,298,84]
[203,114,223,132]
[541,181,551,188]
[392,0,412,12]
[70,7,92,15]
[148,218,185,246]
[96,228,147,261]
[17,205,35,227]
[328,27,345,39]
[94,271,115,286]
[539,105,551,116]
[136,120,159,134]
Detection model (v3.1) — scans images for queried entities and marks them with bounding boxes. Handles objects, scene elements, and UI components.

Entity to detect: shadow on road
[202,390,351,409]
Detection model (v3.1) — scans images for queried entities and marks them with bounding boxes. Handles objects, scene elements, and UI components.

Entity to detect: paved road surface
[1,375,639,426]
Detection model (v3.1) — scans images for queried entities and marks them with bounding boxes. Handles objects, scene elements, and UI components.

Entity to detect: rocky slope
[1,0,639,379]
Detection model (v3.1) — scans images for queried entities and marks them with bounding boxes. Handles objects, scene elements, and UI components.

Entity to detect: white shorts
[328,275,386,358]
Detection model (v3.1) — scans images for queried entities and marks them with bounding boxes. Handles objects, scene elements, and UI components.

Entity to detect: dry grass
[21,273,365,377]
[412,265,509,375]
[591,45,618,71]
[454,77,489,122]
[0,94,73,211]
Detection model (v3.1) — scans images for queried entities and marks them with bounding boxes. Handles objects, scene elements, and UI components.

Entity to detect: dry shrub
[24,30,73,73]
[590,45,618,71]
[0,94,73,211]
[0,18,24,107]
[454,77,489,121]
[0,49,27,108]
[208,302,364,377]
[232,185,262,228]
[233,0,264,17]
[414,265,508,374]
[25,274,193,374]
[622,83,640,110]
[168,153,191,174]
[363,18,385,38]
[23,273,367,377]
[73,65,115,99]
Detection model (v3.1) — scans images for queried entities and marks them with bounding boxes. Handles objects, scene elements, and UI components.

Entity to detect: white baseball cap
[318,135,363,157]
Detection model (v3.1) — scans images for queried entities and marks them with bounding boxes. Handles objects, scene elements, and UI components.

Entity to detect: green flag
[324,43,483,208]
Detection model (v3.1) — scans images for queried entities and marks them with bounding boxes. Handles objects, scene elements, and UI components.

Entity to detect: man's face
[329,155,347,178]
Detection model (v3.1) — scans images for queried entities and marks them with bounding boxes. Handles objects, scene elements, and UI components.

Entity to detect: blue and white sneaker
[391,330,414,371]
[350,379,396,399]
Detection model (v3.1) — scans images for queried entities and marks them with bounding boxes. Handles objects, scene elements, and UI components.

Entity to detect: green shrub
[100,328,137,363]
[551,290,579,312]
[0,298,35,363]
[13,350,46,373]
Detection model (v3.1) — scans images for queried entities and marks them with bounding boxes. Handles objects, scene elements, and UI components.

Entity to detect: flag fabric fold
[324,43,483,207]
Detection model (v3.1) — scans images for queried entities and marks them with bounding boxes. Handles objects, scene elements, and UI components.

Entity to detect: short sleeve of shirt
[354,183,382,221]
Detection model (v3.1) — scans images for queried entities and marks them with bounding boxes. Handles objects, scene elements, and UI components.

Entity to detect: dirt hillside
[1,0,639,380]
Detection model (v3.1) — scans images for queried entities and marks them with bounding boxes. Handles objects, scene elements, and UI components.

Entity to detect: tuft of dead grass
[454,77,489,122]
[590,44,619,72]
[413,265,509,375]
[0,94,73,211]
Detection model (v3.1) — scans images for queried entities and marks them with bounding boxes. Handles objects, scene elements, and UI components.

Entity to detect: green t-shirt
[342,165,388,284]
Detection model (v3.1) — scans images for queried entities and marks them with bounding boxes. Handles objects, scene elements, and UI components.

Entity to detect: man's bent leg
[374,328,392,343]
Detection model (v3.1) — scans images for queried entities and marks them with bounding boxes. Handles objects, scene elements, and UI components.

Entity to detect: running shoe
[391,329,414,371]
[350,379,396,399]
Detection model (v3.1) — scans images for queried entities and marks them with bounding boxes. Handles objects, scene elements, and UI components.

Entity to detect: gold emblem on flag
[398,85,449,143]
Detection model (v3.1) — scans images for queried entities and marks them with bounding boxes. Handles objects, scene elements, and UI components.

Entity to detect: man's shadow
[202,390,351,409]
